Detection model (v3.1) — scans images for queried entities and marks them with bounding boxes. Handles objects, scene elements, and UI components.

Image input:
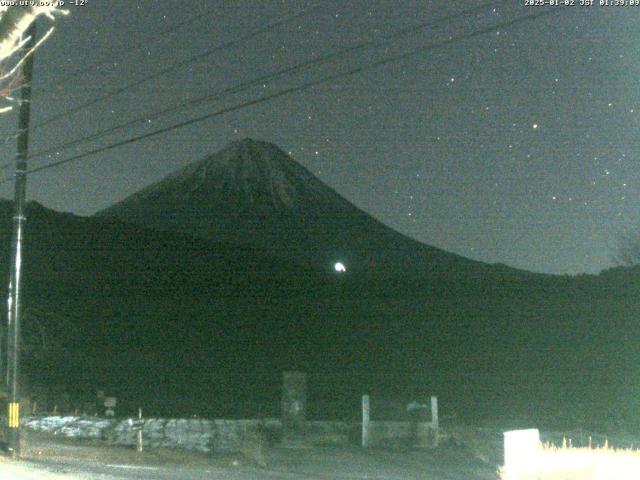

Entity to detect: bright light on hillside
[334,262,346,273]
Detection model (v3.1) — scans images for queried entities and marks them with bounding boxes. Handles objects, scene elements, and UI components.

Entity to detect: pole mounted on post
[6,20,37,458]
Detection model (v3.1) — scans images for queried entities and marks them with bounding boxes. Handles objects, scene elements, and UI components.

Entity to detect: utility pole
[6,21,37,458]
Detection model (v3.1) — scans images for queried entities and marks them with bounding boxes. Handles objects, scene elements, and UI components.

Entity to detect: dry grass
[499,438,640,480]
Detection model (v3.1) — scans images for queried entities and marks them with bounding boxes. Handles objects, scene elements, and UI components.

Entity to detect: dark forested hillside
[0,200,637,429]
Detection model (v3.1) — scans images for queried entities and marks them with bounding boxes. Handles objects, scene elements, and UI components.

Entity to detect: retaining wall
[24,416,438,453]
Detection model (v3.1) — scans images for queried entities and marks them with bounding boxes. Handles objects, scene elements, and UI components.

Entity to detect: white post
[430,396,438,429]
[430,396,439,447]
[136,407,143,453]
[362,394,370,448]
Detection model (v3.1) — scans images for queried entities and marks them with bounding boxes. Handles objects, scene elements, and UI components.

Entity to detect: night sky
[0,1,636,275]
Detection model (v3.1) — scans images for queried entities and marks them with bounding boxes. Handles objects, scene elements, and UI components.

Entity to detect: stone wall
[24,416,438,453]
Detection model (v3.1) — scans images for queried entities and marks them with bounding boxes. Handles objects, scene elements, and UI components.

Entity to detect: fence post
[362,394,370,448]
[136,408,143,453]
[430,396,439,447]
[430,396,438,429]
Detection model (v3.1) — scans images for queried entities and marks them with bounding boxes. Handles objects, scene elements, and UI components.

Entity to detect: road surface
[0,431,500,479]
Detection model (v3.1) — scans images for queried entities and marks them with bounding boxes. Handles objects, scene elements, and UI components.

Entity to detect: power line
[30,3,323,131]
[1,7,562,184]
[49,5,218,87]
[23,0,510,166]
[0,7,219,146]
[9,7,562,181]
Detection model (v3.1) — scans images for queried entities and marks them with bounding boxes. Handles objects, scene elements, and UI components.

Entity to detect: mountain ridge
[97,138,522,276]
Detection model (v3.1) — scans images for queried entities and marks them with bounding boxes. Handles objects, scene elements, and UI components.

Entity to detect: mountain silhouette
[0,143,633,427]
[97,138,495,275]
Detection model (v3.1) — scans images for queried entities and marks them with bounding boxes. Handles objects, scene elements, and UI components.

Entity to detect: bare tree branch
[0,5,68,112]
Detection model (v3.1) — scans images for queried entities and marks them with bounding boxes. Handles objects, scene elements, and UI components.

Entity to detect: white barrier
[503,428,541,472]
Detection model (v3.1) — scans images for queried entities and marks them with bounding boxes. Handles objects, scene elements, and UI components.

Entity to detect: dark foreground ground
[0,430,501,480]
